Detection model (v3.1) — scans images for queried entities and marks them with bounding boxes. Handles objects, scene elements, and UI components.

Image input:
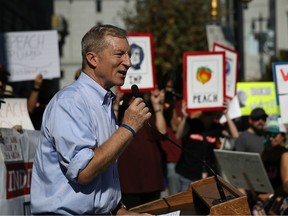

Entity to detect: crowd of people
[0,24,287,215]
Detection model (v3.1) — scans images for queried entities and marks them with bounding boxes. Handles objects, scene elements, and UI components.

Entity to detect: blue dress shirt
[31,73,120,215]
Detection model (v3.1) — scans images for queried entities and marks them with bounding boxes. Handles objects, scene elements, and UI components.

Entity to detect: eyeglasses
[252,117,267,122]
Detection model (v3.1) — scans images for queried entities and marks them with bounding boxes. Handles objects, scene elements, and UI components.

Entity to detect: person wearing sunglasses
[234,107,268,154]
[233,107,268,210]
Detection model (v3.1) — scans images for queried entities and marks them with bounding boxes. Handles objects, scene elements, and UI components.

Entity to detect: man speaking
[31,24,151,215]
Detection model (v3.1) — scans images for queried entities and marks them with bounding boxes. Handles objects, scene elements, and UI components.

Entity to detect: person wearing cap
[234,107,268,153]
[233,108,268,211]
[256,120,288,214]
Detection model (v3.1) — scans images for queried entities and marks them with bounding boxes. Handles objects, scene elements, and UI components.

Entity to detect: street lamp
[251,13,271,79]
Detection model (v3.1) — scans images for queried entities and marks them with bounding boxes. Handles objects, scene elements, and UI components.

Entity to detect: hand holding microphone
[121,87,151,135]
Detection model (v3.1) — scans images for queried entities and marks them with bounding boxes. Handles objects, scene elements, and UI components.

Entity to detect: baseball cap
[265,120,287,134]
[250,107,268,119]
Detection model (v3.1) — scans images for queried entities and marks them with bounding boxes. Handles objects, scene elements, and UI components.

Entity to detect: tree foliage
[121,0,211,90]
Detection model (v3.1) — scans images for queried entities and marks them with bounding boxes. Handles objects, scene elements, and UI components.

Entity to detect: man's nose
[124,54,132,68]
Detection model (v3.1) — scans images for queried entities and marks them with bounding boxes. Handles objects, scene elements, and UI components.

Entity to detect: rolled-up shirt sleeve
[46,91,98,182]
[66,148,94,181]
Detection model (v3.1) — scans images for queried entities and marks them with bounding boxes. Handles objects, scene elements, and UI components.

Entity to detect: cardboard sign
[0,30,60,82]
[213,43,238,99]
[273,62,288,95]
[279,95,288,123]
[0,129,40,215]
[236,82,278,116]
[183,51,225,112]
[119,33,156,93]
[272,62,288,123]
[219,95,242,123]
[0,129,23,163]
[0,98,34,130]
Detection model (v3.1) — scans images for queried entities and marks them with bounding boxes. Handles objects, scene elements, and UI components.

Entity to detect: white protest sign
[279,95,288,123]
[183,51,225,112]
[120,33,156,92]
[273,62,288,94]
[0,130,23,163]
[1,30,60,82]
[213,43,238,99]
[272,62,288,123]
[220,95,242,124]
[0,98,34,130]
[0,129,40,215]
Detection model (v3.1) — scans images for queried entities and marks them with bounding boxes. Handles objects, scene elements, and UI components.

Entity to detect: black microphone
[131,84,141,98]
[130,84,233,205]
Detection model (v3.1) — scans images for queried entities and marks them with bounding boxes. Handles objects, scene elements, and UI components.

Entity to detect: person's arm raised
[150,89,166,134]
[223,100,239,139]
[27,73,43,114]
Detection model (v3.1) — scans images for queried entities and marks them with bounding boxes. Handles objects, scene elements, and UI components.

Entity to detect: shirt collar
[78,72,115,105]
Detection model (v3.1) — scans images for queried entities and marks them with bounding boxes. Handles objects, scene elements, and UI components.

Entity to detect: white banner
[0,129,40,215]
[0,98,34,130]
[1,30,60,82]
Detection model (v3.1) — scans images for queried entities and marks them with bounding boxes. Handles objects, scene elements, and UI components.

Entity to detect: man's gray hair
[81,24,127,68]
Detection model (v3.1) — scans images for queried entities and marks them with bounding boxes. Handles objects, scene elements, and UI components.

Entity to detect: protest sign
[0,30,60,82]
[272,62,288,123]
[219,95,242,123]
[236,82,278,116]
[279,95,288,123]
[119,33,156,93]
[0,129,40,215]
[213,43,238,99]
[183,51,225,112]
[0,98,34,130]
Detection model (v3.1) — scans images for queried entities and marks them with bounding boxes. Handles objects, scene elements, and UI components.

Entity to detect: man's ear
[86,52,97,68]
[248,117,253,125]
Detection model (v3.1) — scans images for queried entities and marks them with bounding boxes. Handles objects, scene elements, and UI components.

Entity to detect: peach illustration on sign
[196,66,212,84]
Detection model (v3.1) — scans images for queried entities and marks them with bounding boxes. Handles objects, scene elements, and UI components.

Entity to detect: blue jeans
[166,162,180,195]
[179,175,192,192]
[178,175,202,192]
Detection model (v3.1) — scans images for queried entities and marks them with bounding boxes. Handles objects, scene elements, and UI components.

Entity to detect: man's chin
[116,80,125,87]
[254,128,264,135]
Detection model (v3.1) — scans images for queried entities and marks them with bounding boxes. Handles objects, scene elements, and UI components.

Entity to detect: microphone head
[131,84,141,98]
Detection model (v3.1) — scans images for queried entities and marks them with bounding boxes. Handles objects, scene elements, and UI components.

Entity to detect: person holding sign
[175,101,239,191]
[31,24,152,215]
